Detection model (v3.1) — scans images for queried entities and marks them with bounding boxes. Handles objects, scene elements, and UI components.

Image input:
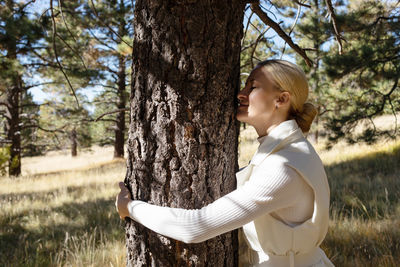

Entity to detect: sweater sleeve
[127,164,305,244]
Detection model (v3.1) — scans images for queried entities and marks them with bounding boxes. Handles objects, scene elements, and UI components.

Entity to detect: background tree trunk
[4,7,21,176]
[114,54,127,158]
[71,128,77,157]
[114,0,128,158]
[125,1,245,266]
[5,79,22,177]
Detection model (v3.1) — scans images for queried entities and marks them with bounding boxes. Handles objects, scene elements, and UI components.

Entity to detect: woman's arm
[117,164,305,244]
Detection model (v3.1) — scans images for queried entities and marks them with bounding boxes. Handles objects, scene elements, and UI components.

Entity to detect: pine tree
[321,0,400,145]
[0,0,49,176]
[82,0,133,158]
[38,86,92,155]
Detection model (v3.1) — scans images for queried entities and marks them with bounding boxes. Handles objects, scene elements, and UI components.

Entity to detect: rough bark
[125,0,245,266]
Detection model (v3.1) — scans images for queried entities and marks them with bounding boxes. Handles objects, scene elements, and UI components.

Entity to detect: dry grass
[21,145,123,176]
[0,149,127,267]
[1,126,399,266]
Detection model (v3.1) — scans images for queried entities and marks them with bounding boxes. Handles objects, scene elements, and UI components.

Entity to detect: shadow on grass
[0,183,114,204]
[322,142,400,266]
[0,197,124,267]
[1,145,399,266]
[322,219,400,266]
[325,143,400,220]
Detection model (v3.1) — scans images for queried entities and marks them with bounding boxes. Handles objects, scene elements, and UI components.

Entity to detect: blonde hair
[256,59,317,133]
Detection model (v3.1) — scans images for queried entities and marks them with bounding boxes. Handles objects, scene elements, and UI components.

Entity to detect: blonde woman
[116,59,334,267]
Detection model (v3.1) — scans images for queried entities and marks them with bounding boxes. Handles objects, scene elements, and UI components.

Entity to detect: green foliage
[240,18,276,87]
[20,91,42,157]
[38,88,93,152]
[285,0,400,146]
[320,0,400,145]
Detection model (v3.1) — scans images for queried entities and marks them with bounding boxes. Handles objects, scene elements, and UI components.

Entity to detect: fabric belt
[251,247,324,267]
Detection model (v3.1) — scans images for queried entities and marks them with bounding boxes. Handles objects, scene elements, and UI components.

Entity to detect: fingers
[119,181,126,190]
[116,181,131,220]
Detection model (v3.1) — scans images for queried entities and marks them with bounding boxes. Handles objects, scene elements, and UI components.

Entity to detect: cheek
[249,93,272,112]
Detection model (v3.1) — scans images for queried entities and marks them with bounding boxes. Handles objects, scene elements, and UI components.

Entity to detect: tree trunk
[5,79,22,177]
[71,128,77,157]
[125,1,245,266]
[114,0,128,158]
[4,1,22,177]
[114,54,127,158]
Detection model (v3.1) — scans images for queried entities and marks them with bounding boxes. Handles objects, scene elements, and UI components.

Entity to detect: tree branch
[23,82,60,90]
[21,123,67,133]
[50,0,80,108]
[55,32,88,71]
[325,0,345,54]
[250,2,313,67]
[88,0,133,48]
[87,28,118,52]
[94,108,129,122]
[281,3,302,58]
[242,10,254,47]
[251,27,270,69]
[294,0,311,8]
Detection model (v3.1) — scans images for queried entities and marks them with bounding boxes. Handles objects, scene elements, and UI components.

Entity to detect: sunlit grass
[0,150,127,267]
[1,126,399,266]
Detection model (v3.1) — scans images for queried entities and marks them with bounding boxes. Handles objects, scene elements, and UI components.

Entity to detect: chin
[235,114,248,123]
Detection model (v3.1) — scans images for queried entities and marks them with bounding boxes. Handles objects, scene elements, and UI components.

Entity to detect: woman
[116,59,334,267]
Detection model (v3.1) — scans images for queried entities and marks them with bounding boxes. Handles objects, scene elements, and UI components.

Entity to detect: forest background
[0,0,399,266]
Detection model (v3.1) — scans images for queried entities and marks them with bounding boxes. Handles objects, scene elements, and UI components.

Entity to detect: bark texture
[125,0,245,266]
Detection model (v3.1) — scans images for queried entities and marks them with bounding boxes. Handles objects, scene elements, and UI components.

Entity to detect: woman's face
[236,67,283,126]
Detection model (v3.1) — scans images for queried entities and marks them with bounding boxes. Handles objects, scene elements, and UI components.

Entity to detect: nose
[237,87,249,104]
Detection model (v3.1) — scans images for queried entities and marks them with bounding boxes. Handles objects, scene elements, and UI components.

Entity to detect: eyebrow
[245,78,255,86]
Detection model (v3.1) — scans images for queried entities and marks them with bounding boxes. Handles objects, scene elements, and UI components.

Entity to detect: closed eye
[250,86,256,91]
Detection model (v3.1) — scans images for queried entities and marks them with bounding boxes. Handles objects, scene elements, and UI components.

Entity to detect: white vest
[236,120,334,267]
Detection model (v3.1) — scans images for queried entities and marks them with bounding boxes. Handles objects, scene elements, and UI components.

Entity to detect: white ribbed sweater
[127,135,314,244]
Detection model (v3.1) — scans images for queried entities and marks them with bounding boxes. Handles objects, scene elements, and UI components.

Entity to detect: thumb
[119,182,127,191]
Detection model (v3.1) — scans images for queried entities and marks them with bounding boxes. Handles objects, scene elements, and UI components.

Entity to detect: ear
[276,91,290,106]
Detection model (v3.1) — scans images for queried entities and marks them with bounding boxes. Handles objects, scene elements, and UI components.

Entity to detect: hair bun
[295,102,317,133]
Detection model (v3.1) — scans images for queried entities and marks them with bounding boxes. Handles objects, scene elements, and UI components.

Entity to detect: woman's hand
[115,182,132,219]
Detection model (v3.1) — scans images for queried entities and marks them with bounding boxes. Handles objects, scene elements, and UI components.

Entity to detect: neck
[253,118,286,138]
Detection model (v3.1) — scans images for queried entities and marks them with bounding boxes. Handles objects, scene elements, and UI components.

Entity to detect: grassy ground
[0,149,127,267]
[1,127,400,266]
[322,141,400,266]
